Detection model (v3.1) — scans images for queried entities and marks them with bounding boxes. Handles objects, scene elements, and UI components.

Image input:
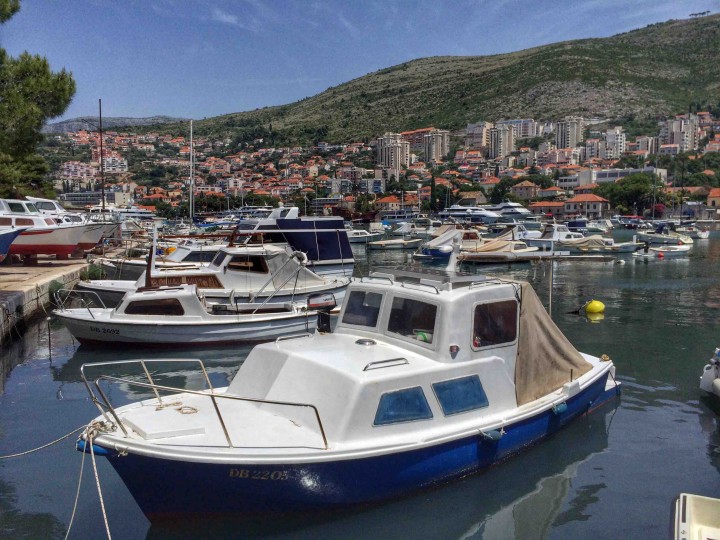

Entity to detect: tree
[0,2,76,196]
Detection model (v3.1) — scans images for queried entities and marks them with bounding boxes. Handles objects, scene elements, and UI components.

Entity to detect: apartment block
[465,121,494,150]
[658,114,701,152]
[376,133,410,179]
[604,126,626,159]
[556,116,585,149]
[488,125,515,159]
[423,129,450,163]
[495,118,539,139]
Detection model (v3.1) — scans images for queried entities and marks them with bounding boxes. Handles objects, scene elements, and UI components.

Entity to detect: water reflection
[0,479,66,538]
[145,403,616,540]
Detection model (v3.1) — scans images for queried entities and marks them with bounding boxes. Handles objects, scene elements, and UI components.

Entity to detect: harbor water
[1,231,719,539]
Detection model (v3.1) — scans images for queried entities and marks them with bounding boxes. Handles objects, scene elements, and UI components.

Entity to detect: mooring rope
[64,439,87,540]
[0,425,86,459]
[86,423,112,540]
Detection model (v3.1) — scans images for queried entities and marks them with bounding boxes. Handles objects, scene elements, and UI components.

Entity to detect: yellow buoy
[584,300,605,314]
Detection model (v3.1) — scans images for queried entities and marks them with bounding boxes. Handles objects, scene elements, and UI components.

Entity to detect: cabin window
[44,218,56,225]
[226,255,268,273]
[387,297,437,344]
[373,387,433,426]
[182,250,218,263]
[0,218,12,226]
[8,202,25,213]
[17,218,35,226]
[210,252,229,268]
[342,290,382,327]
[35,202,55,211]
[124,298,185,316]
[472,300,518,348]
[25,203,39,213]
[432,376,489,416]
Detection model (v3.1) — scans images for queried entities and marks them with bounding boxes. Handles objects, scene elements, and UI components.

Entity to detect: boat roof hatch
[369,265,489,290]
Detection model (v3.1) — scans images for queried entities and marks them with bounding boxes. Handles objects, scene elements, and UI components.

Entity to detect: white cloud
[211,7,240,26]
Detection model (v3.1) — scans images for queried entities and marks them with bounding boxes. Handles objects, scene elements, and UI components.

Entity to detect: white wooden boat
[672,493,720,540]
[675,224,710,239]
[75,244,350,307]
[77,264,619,517]
[54,284,330,347]
[526,223,586,251]
[367,237,423,250]
[633,244,691,259]
[555,235,643,254]
[636,224,693,245]
[346,228,384,244]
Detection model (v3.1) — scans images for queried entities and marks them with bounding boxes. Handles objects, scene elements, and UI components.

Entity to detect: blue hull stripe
[86,374,616,517]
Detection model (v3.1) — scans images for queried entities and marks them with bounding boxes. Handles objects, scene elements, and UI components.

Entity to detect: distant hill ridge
[43,115,188,134]
[53,14,720,144]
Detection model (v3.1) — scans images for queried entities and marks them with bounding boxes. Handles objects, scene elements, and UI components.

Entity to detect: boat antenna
[141,224,157,290]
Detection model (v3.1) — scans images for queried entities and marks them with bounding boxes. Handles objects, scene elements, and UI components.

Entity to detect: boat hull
[85,372,616,518]
[0,228,24,262]
[56,312,317,346]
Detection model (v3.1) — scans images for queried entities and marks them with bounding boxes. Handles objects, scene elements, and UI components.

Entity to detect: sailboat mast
[189,120,194,221]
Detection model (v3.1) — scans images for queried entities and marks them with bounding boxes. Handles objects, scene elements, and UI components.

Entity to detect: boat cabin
[231,266,593,444]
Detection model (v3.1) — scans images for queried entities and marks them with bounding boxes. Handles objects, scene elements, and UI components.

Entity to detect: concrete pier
[0,257,89,343]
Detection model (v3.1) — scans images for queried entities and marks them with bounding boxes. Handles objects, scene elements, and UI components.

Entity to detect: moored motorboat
[75,244,350,308]
[367,237,423,250]
[346,228,385,244]
[633,244,691,259]
[77,264,619,517]
[636,224,693,245]
[555,235,643,254]
[54,284,330,347]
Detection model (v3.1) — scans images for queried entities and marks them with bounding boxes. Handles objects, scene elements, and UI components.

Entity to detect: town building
[555,116,585,149]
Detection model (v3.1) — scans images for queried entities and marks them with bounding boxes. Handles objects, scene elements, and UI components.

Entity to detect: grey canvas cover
[514,281,593,405]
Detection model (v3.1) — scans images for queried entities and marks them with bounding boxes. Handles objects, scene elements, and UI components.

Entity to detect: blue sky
[2,0,717,121]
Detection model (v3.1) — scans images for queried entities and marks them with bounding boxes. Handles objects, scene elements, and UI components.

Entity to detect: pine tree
[0,1,76,196]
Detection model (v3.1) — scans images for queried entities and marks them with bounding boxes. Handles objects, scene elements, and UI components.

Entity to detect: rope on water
[0,425,86,459]
[64,438,87,540]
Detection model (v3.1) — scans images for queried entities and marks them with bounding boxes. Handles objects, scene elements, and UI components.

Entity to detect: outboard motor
[308,293,337,333]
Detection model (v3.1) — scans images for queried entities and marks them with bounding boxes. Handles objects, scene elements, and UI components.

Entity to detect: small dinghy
[700,348,720,400]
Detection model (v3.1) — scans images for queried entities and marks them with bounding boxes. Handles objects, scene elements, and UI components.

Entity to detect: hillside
[135,15,720,144]
[43,115,187,134]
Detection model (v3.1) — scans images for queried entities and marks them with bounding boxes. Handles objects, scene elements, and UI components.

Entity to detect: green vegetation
[133,15,720,146]
[0,1,75,197]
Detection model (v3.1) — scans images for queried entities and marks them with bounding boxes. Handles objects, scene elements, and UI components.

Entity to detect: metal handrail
[363,357,409,371]
[54,288,108,320]
[400,281,440,295]
[275,333,312,344]
[80,359,328,450]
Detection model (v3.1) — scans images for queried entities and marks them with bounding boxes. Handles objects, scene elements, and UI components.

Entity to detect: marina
[0,230,718,538]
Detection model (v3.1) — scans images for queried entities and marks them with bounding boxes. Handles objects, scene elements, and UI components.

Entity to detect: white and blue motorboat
[77,263,620,518]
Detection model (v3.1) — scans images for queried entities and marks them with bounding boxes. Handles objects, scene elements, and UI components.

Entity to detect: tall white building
[604,126,626,159]
[376,133,410,180]
[555,116,585,149]
[423,129,450,163]
[465,121,494,149]
[658,115,700,152]
[488,125,515,159]
[495,118,539,139]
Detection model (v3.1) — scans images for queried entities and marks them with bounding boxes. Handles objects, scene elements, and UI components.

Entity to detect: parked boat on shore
[77,264,619,517]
